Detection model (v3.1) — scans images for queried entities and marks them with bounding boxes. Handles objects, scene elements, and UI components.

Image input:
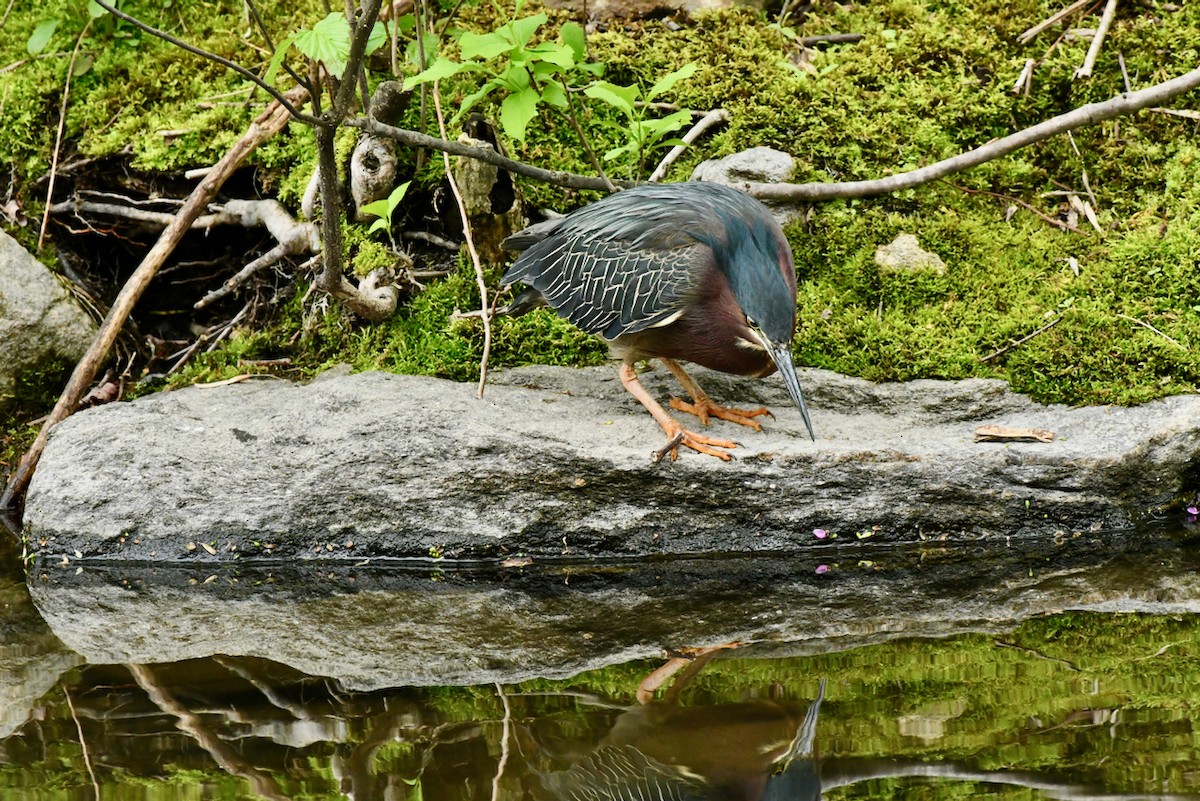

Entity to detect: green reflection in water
[1,611,1198,800]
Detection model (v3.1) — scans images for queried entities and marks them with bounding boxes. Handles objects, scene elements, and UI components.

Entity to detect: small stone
[874,233,947,275]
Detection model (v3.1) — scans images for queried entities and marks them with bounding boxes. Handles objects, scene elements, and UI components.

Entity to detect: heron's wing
[502,230,706,341]
[537,744,708,801]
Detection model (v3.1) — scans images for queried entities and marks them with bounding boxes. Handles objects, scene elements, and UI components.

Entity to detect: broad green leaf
[646,62,697,101]
[603,142,636,161]
[368,217,391,235]
[87,1,107,19]
[294,13,352,77]
[453,81,501,123]
[72,52,94,77]
[406,33,439,67]
[363,180,411,234]
[395,13,416,31]
[499,85,540,142]
[27,19,60,55]
[263,32,298,87]
[459,31,511,61]
[365,21,388,56]
[527,42,575,69]
[508,13,547,49]
[577,60,604,77]
[539,80,567,108]
[649,109,692,133]
[494,62,530,92]
[403,57,471,89]
[584,82,639,116]
[559,21,586,61]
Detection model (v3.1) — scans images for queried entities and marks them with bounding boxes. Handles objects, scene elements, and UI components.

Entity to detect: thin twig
[0,0,14,29]
[743,65,1200,203]
[1117,51,1132,92]
[944,181,1085,233]
[1076,0,1119,78]
[1018,0,1094,44]
[648,108,729,183]
[38,19,92,251]
[561,76,616,192]
[63,684,102,800]
[798,33,865,47]
[1115,313,1186,349]
[349,116,631,191]
[432,81,491,399]
[980,316,1063,362]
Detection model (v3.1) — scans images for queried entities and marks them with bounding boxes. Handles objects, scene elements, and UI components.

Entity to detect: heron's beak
[768,342,815,441]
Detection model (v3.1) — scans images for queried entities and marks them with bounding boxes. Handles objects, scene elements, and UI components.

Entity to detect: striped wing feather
[503,189,714,341]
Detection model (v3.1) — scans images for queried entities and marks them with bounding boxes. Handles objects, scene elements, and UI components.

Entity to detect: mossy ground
[1,0,1199,455]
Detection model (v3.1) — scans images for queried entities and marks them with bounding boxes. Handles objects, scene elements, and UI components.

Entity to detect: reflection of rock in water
[537,680,825,801]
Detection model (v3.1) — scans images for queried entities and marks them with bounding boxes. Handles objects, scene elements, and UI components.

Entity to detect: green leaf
[263,33,298,87]
[294,13,352,78]
[459,31,511,61]
[527,42,575,69]
[365,21,388,56]
[362,180,412,235]
[539,80,567,108]
[559,22,586,61]
[603,142,636,161]
[646,62,697,101]
[87,1,107,19]
[453,81,501,124]
[499,85,540,142]
[508,13,548,49]
[584,82,639,116]
[27,19,60,55]
[403,57,471,90]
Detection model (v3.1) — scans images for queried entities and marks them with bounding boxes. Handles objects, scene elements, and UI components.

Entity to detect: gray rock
[25,542,1200,689]
[875,233,947,274]
[691,148,801,224]
[0,230,96,406]
[22,366,1200,562]
[691,147,797,185]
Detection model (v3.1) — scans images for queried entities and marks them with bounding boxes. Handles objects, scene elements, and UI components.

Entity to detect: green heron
[502,182,814,461]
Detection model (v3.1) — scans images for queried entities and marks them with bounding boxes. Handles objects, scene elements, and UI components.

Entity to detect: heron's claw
[669,397,773,431]
[653,423,738,462]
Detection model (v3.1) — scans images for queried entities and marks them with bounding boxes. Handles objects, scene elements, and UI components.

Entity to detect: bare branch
[740,66,1200,203]
[347,116,633,191]
[648,108,729,183]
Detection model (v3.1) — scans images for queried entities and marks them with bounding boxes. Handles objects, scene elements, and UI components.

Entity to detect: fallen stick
[1018,0,1094,45]
[742,65,1200,203]
[1076,0,1120,78]
[1,86,309,512]
[980,316,1063,363]
[648,108,730,183]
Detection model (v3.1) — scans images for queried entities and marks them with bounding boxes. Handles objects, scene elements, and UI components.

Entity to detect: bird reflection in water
[527,648,826,801]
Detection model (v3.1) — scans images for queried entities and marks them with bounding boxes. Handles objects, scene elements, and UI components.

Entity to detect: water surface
[1,525,1199,800]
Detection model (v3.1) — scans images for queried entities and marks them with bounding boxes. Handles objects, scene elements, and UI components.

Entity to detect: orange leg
[661,358,773,431]
[619,363,738,461]
[636,642,744,705]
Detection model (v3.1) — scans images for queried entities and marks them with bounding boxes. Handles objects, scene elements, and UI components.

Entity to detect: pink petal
[813,528,828,539]
[815,564,829,574]
[1188,506,1199,515]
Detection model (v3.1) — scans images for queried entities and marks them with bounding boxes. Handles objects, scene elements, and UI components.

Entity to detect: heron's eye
[746,316,757,328]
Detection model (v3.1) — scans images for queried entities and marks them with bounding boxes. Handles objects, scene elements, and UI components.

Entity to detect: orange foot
[669,396,774,431]
[654,420,738,463]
